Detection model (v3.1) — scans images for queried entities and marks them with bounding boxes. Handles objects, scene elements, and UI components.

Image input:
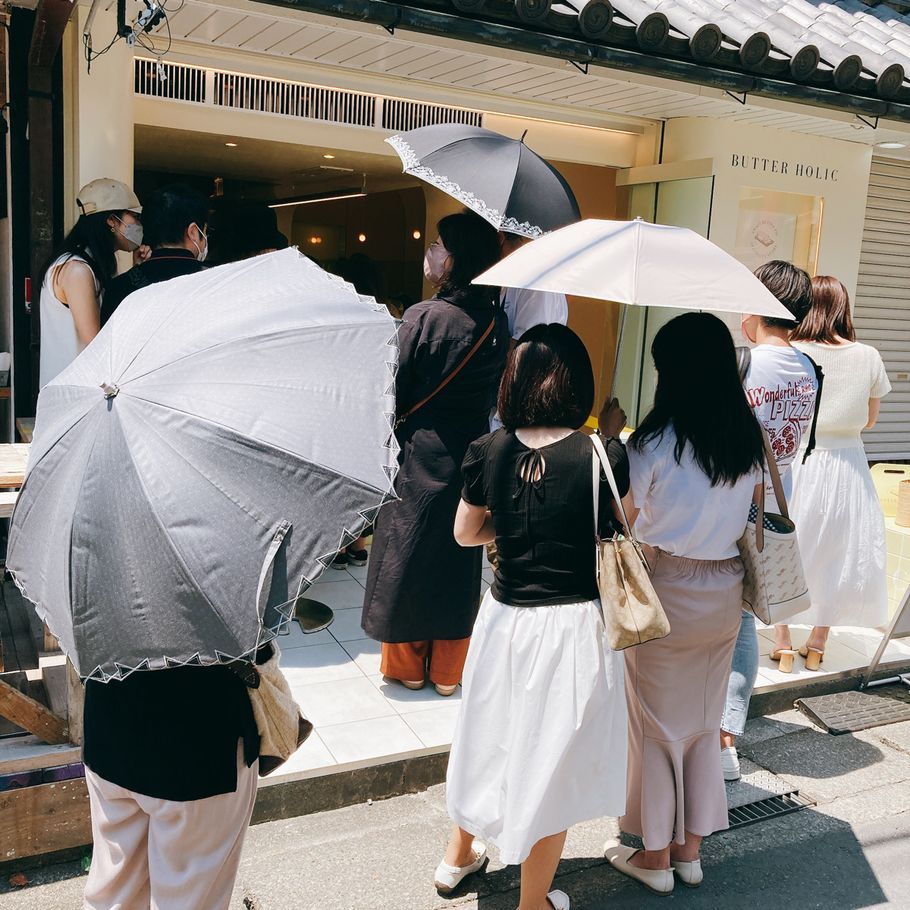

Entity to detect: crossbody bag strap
[395,316,496,430]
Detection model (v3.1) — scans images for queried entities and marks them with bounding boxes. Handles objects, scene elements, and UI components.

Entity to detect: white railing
[134,58,483,132]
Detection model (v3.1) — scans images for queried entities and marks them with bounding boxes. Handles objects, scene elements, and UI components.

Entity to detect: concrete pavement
[4,708,910,909]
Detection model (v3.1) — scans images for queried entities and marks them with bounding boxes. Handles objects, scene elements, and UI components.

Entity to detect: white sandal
[433,841,487,893]
[547,889,571,909]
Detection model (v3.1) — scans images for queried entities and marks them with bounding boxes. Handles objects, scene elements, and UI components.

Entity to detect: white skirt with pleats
[445,590,627,865]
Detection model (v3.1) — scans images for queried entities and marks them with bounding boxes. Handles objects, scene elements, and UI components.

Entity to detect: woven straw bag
[737,429,811,625]
[591,434,670,651]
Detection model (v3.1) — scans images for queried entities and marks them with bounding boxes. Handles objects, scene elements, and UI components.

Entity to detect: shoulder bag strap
[590,434,636,539]
[800,356,824,465]
[395,315,496,430]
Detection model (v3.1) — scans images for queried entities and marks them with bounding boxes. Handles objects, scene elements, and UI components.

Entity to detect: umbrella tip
[520,129,528,143]
[100,382,120,400]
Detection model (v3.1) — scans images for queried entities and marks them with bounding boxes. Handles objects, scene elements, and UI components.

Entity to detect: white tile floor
[265,561,493,782]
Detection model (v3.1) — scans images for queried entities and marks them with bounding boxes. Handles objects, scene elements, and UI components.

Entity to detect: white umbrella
[8,248,398,680]
[473,218,794,320]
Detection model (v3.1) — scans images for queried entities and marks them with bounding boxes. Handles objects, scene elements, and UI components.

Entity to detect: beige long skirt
[621,551,744,851]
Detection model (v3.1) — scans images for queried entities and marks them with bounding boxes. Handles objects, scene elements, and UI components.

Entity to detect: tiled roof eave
[261,0,910,123]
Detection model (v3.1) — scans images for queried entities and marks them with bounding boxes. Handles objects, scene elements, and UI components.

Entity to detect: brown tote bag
[590,434,670,651]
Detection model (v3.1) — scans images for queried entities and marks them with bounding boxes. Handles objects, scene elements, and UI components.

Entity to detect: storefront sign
[731,154,839,182]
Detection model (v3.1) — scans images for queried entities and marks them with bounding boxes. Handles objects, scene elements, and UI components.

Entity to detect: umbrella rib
[112,321,390,389]
[124,391,391,499]
[107,253,280,386]
[112,412,246,651]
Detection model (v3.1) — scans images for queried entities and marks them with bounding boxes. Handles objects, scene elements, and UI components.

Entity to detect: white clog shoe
[433,841,487,894]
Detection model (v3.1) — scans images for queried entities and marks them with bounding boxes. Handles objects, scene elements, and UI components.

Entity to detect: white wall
[663,118,873,298]
[64,5,135,237]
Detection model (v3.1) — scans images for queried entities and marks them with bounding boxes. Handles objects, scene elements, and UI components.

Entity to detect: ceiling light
[412,230,422,240]
[323,154,336,159]
[358,233,367,243]
[878,141,907,149]
[225,142,238,148]
[268,190,367,209]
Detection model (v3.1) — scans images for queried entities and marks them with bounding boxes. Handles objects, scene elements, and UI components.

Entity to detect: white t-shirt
[501,287,568,340]
[628,431,759,561]
[744,345,818,500]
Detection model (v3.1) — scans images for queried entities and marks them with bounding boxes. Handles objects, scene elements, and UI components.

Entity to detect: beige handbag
[248,644,314,776]
[591,434,670,651]
[737,429,811,625]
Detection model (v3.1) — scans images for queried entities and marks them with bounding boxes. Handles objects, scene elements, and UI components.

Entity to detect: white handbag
[737,429,811,625]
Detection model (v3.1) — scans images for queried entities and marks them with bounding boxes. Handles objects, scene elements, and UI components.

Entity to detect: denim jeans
[721,609,759,737]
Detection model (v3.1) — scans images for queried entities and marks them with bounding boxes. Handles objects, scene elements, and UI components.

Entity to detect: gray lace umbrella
[387,124,580,238]
[7,249,398,680]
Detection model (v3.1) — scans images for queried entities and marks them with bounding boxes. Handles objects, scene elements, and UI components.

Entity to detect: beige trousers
[84,745,258,910]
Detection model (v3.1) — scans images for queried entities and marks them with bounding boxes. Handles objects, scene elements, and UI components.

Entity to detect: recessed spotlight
[412,230,422,240]
[225,142,238,148]
[878,141,907,149]
[323,153,336,159]
[358,233,367,243]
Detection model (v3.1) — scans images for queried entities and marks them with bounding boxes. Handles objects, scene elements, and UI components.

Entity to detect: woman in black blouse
[434,325,629,910]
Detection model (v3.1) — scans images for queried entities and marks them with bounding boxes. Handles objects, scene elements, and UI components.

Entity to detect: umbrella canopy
[474,218,794,319]
[8,249,398,680]
[386,124,580,238]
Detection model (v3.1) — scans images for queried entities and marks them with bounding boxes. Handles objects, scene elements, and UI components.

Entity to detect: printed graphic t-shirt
[745,344,819,501]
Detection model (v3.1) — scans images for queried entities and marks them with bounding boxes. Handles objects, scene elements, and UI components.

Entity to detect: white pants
[84,746,258,910]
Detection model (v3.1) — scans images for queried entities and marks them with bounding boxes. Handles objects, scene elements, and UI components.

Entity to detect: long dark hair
[791,275,856,344]
[437,211,500,301]
[38,211,124,293]
[631,313,763,486]
[498,324,594,431]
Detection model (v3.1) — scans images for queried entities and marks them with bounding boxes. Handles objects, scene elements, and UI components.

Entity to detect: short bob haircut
[497,323,594,431]
[791,275,856,344]
[754,260,812,330]
[437,210,500,300]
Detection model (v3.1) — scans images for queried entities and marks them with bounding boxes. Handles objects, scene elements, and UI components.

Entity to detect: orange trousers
[381,639,471,687]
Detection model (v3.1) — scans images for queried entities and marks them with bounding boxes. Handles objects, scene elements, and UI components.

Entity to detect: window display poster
[734,187,823,274]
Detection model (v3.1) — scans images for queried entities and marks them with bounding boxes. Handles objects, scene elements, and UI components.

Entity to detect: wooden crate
[0,778,91,860]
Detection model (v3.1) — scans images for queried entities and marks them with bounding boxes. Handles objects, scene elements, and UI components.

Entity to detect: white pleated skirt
[445,590,627,865]
[790,445,888,629]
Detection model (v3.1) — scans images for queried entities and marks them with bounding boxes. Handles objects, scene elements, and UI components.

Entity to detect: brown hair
[497,324,594,431]
[791,275,856,344]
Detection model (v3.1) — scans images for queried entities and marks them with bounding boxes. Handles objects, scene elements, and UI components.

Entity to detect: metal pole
[860,581,910,689]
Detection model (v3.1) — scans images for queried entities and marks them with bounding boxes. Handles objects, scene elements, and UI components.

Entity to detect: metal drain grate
[727,791,815,831]
[797,686,910,735]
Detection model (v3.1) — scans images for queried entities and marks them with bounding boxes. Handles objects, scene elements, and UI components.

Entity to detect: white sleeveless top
[39,254,100,389]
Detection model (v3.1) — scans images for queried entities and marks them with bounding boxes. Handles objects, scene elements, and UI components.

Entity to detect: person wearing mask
[439,325,628,910]
[38,178,143,388]
[101,184,210,325]
[606,313,763,895]
[361,211,509,696]
[788,276,892,661]
[80,183,259,910]
[720,261,819,783]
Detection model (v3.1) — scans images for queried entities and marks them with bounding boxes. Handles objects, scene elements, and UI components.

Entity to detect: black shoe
[331,552,349,570]
[347,547,369,567]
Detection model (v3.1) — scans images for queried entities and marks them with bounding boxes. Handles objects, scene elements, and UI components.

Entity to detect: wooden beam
[0,778,91,861]
[66,660,84,746]
[0,677,68,743]
[29,0,77,69]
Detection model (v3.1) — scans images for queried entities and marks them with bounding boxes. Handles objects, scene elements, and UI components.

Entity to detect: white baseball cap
[76,178,142,216]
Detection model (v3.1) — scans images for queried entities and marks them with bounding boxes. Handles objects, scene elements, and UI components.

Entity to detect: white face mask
[423,239,451,288]
[190,224,208,263]
[115,215,144,251]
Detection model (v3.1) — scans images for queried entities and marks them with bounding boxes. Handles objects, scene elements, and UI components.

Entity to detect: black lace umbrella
[387,124,580,238]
